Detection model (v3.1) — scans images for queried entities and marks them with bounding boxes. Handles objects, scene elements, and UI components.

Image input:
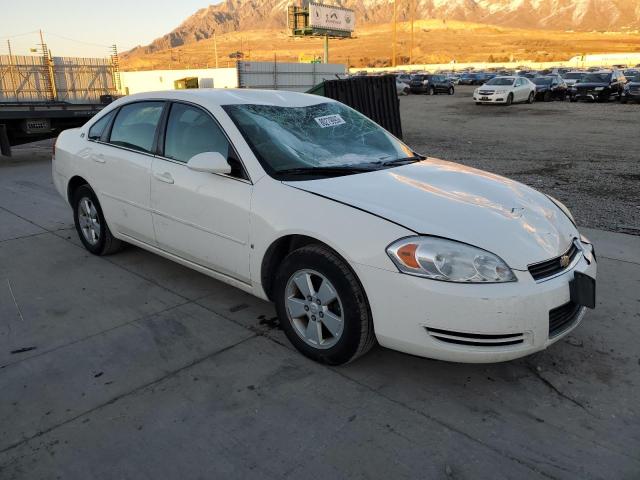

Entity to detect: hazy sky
[0,0,214,57]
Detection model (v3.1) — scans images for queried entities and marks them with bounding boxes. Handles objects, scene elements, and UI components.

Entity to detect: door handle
[92,153,105,164]
[154,171,174,184]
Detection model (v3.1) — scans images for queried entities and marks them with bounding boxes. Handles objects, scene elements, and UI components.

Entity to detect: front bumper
[356,247,597,363]
[473,92,509,103]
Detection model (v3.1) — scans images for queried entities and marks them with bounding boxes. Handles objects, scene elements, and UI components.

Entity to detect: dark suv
[409,74,454,94]
[570,70,627,102]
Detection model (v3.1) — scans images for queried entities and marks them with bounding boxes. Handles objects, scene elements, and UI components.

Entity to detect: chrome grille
[528,241,580,281]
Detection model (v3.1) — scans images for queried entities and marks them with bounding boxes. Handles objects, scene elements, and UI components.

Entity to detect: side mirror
[187,151,231,175]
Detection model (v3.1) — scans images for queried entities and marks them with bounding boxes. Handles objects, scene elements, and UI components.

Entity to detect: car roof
[117,89,333,108]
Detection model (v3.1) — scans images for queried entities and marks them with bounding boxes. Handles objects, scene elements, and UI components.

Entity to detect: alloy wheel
[78,196,101,245]
[284,269,344,349]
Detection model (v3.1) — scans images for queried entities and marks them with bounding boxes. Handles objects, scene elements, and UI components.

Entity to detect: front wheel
[527,91,535,104]
[274,245,375,365]
[73,185,123,255]
[505,93,513,106]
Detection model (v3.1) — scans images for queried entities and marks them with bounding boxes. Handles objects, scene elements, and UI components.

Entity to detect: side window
[109,102,164,153]
[88,111,115,141]
[164,103,230,164]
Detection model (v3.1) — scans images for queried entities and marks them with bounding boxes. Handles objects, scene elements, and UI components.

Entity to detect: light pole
[392,0,397,67]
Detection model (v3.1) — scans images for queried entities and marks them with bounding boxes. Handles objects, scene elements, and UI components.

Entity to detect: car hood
[576,82,608,88]
[284,158,578,270]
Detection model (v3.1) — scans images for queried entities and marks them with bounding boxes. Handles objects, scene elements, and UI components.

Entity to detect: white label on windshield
[314,114,346,128]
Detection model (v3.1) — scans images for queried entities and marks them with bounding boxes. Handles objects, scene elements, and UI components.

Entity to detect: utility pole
[39,29,57,101]
[6,40,19,101]
[392,0,397,67]
[410,0,415,64]
[213,30,219,68]
[110,44,121,94]
[323,34,329,64]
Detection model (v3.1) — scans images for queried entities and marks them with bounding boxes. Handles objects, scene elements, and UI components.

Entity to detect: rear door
[150,101,252,282]
[88,101,165,245]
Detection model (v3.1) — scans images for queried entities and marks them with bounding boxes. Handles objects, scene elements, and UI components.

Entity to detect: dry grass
[121,19,640,70]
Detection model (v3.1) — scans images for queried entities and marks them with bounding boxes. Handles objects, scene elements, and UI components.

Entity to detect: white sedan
[52,89,596,365]
[473,76,536,105]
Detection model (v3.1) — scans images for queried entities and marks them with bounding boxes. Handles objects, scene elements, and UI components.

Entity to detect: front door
[150,102,252,283]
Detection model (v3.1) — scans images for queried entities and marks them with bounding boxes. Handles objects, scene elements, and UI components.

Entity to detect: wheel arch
[260,234,365,303]
[67,175,91,205]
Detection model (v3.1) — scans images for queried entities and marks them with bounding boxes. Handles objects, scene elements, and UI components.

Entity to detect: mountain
[128,0,640,55]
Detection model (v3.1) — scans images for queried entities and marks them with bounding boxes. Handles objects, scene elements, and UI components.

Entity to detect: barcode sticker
[314,114,346,128]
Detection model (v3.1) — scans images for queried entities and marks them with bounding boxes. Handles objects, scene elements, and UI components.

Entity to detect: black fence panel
[308,75,403,139]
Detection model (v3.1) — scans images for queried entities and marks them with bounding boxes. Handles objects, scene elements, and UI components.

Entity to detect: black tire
[72,185,123,256]
[448,86,454,95]
[621,97,627,104]
[505,93,513,106]
[528,92,535,104]
[274,244,375,365]
[570,97,577,103]
[544,91,551,102]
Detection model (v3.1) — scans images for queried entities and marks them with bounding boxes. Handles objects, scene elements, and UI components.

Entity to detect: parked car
[422,74,455,95]
[570,70,627,102]
[458,72,476,85]
[408,74,430,93]
[396,73,412,85]
[52,89,596,365]
[620,73,640,103]
[531,76,568,101]
[396,79,410,96]
[473,76,536,105]
[561,71,586,88]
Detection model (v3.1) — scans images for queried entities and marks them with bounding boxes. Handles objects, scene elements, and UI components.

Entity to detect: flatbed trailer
[0,53,119,156]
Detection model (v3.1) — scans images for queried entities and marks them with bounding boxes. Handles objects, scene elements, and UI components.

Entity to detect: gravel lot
[400,86,640,235]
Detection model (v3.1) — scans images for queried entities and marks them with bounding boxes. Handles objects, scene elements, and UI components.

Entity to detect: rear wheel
[448,86,454,95]
[72,185,123,255]
[274,245,375,365]
[528,92,535,104]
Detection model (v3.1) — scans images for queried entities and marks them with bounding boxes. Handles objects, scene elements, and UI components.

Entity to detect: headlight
[594,87,604,91]
[546,194,576,226]
[495,89,507,94]
[386,236,517,283]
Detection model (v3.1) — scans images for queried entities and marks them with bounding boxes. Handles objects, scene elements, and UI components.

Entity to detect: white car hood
[284,158,578,270]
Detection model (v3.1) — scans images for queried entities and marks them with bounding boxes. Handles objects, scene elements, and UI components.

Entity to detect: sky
[0,0,214,57]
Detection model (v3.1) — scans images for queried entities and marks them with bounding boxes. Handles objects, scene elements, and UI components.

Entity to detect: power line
[42,31,112,48]
[0,30,39,40]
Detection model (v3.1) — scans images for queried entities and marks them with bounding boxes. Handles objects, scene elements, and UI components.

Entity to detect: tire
[543,91,551,102]
[431,86,437,95]
[274,244,375,365]
[570,97,577,103]
[528,92,535,104]
[72,185,123,256]
[505,93,513,106]
[448,86,454,95]
[621,97,627,104]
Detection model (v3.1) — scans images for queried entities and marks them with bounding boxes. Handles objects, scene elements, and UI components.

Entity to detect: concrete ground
[401,86,640,235]
[1,141,640,479]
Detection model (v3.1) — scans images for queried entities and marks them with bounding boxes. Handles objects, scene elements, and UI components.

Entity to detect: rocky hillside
[126,0,640,55]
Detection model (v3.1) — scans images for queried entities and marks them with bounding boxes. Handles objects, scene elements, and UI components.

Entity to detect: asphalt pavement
[1,143,639,479]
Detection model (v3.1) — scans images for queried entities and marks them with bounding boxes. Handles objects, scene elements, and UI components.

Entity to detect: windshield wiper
[277,166,375,176]
[382,155,425,167]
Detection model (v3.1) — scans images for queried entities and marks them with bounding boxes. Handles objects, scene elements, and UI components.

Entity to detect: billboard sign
[309,3,355,33]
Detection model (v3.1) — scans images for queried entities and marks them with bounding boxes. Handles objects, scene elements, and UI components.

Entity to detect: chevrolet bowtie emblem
[560,255,570,268]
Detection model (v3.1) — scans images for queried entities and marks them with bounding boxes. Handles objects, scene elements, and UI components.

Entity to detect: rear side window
[88,111,115,141]
[163,103,230,163]
[109,102,164,153]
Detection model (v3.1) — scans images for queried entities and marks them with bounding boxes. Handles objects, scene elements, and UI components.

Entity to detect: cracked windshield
[224,102,413,174]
